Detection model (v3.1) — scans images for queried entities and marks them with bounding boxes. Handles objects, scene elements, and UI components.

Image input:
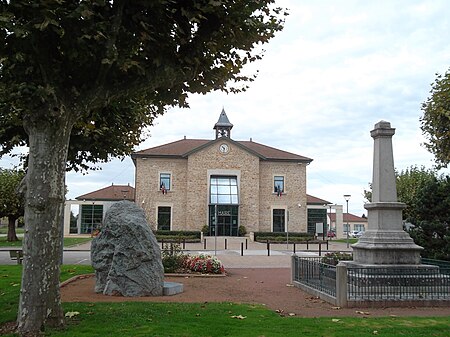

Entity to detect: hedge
[254,231,314,242]
[154,230,202,242]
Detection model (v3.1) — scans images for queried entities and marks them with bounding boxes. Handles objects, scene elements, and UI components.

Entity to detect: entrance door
[209,205,239,236]
[217,214,232,236]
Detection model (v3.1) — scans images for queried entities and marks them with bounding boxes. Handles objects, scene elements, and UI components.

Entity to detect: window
[80,204,103,234]
[160,173,171,191]
[343,223,350,233]
[274,176,284,194]
[273,209,285,232]
[354,224,365,232]
[210,176,239,205]
[157,206,171,230]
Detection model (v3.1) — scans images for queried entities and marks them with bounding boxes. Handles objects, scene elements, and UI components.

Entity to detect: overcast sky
[1,0,449,216]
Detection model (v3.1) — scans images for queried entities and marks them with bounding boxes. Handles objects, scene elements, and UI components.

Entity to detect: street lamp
[343,194,351,248]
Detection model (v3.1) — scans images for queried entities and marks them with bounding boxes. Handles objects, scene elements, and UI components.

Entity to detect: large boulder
[91,200,164,296]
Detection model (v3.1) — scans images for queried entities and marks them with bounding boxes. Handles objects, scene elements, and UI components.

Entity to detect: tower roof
[213,108,233,129]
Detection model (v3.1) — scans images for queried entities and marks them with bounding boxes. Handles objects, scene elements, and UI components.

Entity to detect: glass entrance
[209,205,239,236]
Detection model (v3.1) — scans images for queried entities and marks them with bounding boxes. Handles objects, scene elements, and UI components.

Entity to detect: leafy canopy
[0,0,287,171]
[0,168,25,220]
[421,68,450,169]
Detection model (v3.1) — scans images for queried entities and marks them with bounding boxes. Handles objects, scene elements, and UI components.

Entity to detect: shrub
[321,252,353,266]
[161,243,187,273]
[201,225,209,236]
[238,225,247,237]
[183,254,225,274]
[155,230,201,242]
[254,231,314,242]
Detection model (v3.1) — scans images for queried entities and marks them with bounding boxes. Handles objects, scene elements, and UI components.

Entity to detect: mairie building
[131,109,315,236]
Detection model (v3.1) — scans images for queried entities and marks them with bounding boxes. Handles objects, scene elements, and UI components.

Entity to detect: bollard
[183,238,186,250]
[326,240,329,250]
[267,241,270,256]
[306,240,309,250]
[225,238,227,250]
[245,238,248,250]
[241,242,244,256]
[204,238,206,249]
[319,242,322,256]
[293,242,296,254]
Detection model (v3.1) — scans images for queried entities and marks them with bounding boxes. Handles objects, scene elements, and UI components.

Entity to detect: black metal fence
[347,265,450,301]
[292,256,337,297]
[292,255,450,306]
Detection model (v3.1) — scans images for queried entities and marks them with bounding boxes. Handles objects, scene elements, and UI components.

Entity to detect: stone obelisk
[352,121,422,265]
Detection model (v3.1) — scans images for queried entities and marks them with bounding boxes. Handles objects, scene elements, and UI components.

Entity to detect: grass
[0,227,24,235]
[0,265,94,325]
[334,238,358,244]
[0,237,92,248]
[1,266,449,337]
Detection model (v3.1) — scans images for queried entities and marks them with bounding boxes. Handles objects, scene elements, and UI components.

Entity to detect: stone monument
[352,120,423,264]
[91,200,165,296]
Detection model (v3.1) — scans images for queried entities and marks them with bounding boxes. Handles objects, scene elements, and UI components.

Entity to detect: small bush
[183,254,225,274]
[254,231,314,242]
[321,252,353,266]
[238,225,247,237]
[161,243,187,273]
[201,225,209,236]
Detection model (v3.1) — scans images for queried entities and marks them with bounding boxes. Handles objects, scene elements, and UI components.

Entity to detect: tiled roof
[329,213,367,222]
[76,184,135,201]
[132,138,312,163]
[306,194,332,205]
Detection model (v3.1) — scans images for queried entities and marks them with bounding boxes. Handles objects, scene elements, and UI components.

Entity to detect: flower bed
[183,254,225,275]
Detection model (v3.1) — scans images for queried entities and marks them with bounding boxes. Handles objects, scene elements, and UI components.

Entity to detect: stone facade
[132,110,313,235]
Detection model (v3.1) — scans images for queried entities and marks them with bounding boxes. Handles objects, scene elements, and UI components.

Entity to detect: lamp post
[328,204,332,238]
[344,194,351,248]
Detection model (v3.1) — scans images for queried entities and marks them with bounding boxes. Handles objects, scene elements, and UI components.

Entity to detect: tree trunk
[7,216,19,242]
[17,114,74,336]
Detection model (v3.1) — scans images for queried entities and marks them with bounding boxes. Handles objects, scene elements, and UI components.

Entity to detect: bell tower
[213,108,233,139]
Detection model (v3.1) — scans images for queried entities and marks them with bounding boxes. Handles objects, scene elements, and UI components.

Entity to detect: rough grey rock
[91,200,164,296]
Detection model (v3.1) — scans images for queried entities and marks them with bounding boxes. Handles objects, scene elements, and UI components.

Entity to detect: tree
[0,1,286,335]
[408,175,450,261]
[362,165,436,221]
[421,68,450,169]
[395,166,436,221]
[0,168,25,241]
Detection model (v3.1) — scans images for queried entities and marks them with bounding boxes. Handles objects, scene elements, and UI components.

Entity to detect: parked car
[349,230,363,238]
[327,231,336,238]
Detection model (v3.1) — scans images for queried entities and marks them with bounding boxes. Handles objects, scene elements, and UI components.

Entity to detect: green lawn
[0,237,92,248]
[334,238,358,244]
[0,266,449,337]
[0,227,24,235]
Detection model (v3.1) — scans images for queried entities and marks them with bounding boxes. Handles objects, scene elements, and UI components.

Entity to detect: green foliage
[322,252,353,266]
[201,225,209,235]
[407,174,450,261]
[421,68,450,169]
[161,243,187,273]
[396,166,437,221]
[155,230,201,242]
[0,168,25,221]
[0,0,287,171]
[254,232,313,242]
[238,225,247,237]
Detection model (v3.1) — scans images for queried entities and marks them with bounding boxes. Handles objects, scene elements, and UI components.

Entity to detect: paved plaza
[0,237,352,268]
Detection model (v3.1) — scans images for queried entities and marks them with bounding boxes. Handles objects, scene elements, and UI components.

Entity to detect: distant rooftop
[75,184,135,201]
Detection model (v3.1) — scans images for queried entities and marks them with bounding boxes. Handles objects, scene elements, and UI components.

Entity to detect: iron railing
[292,256,450,305]
[292,256,337,297]
[347,266,450,301]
